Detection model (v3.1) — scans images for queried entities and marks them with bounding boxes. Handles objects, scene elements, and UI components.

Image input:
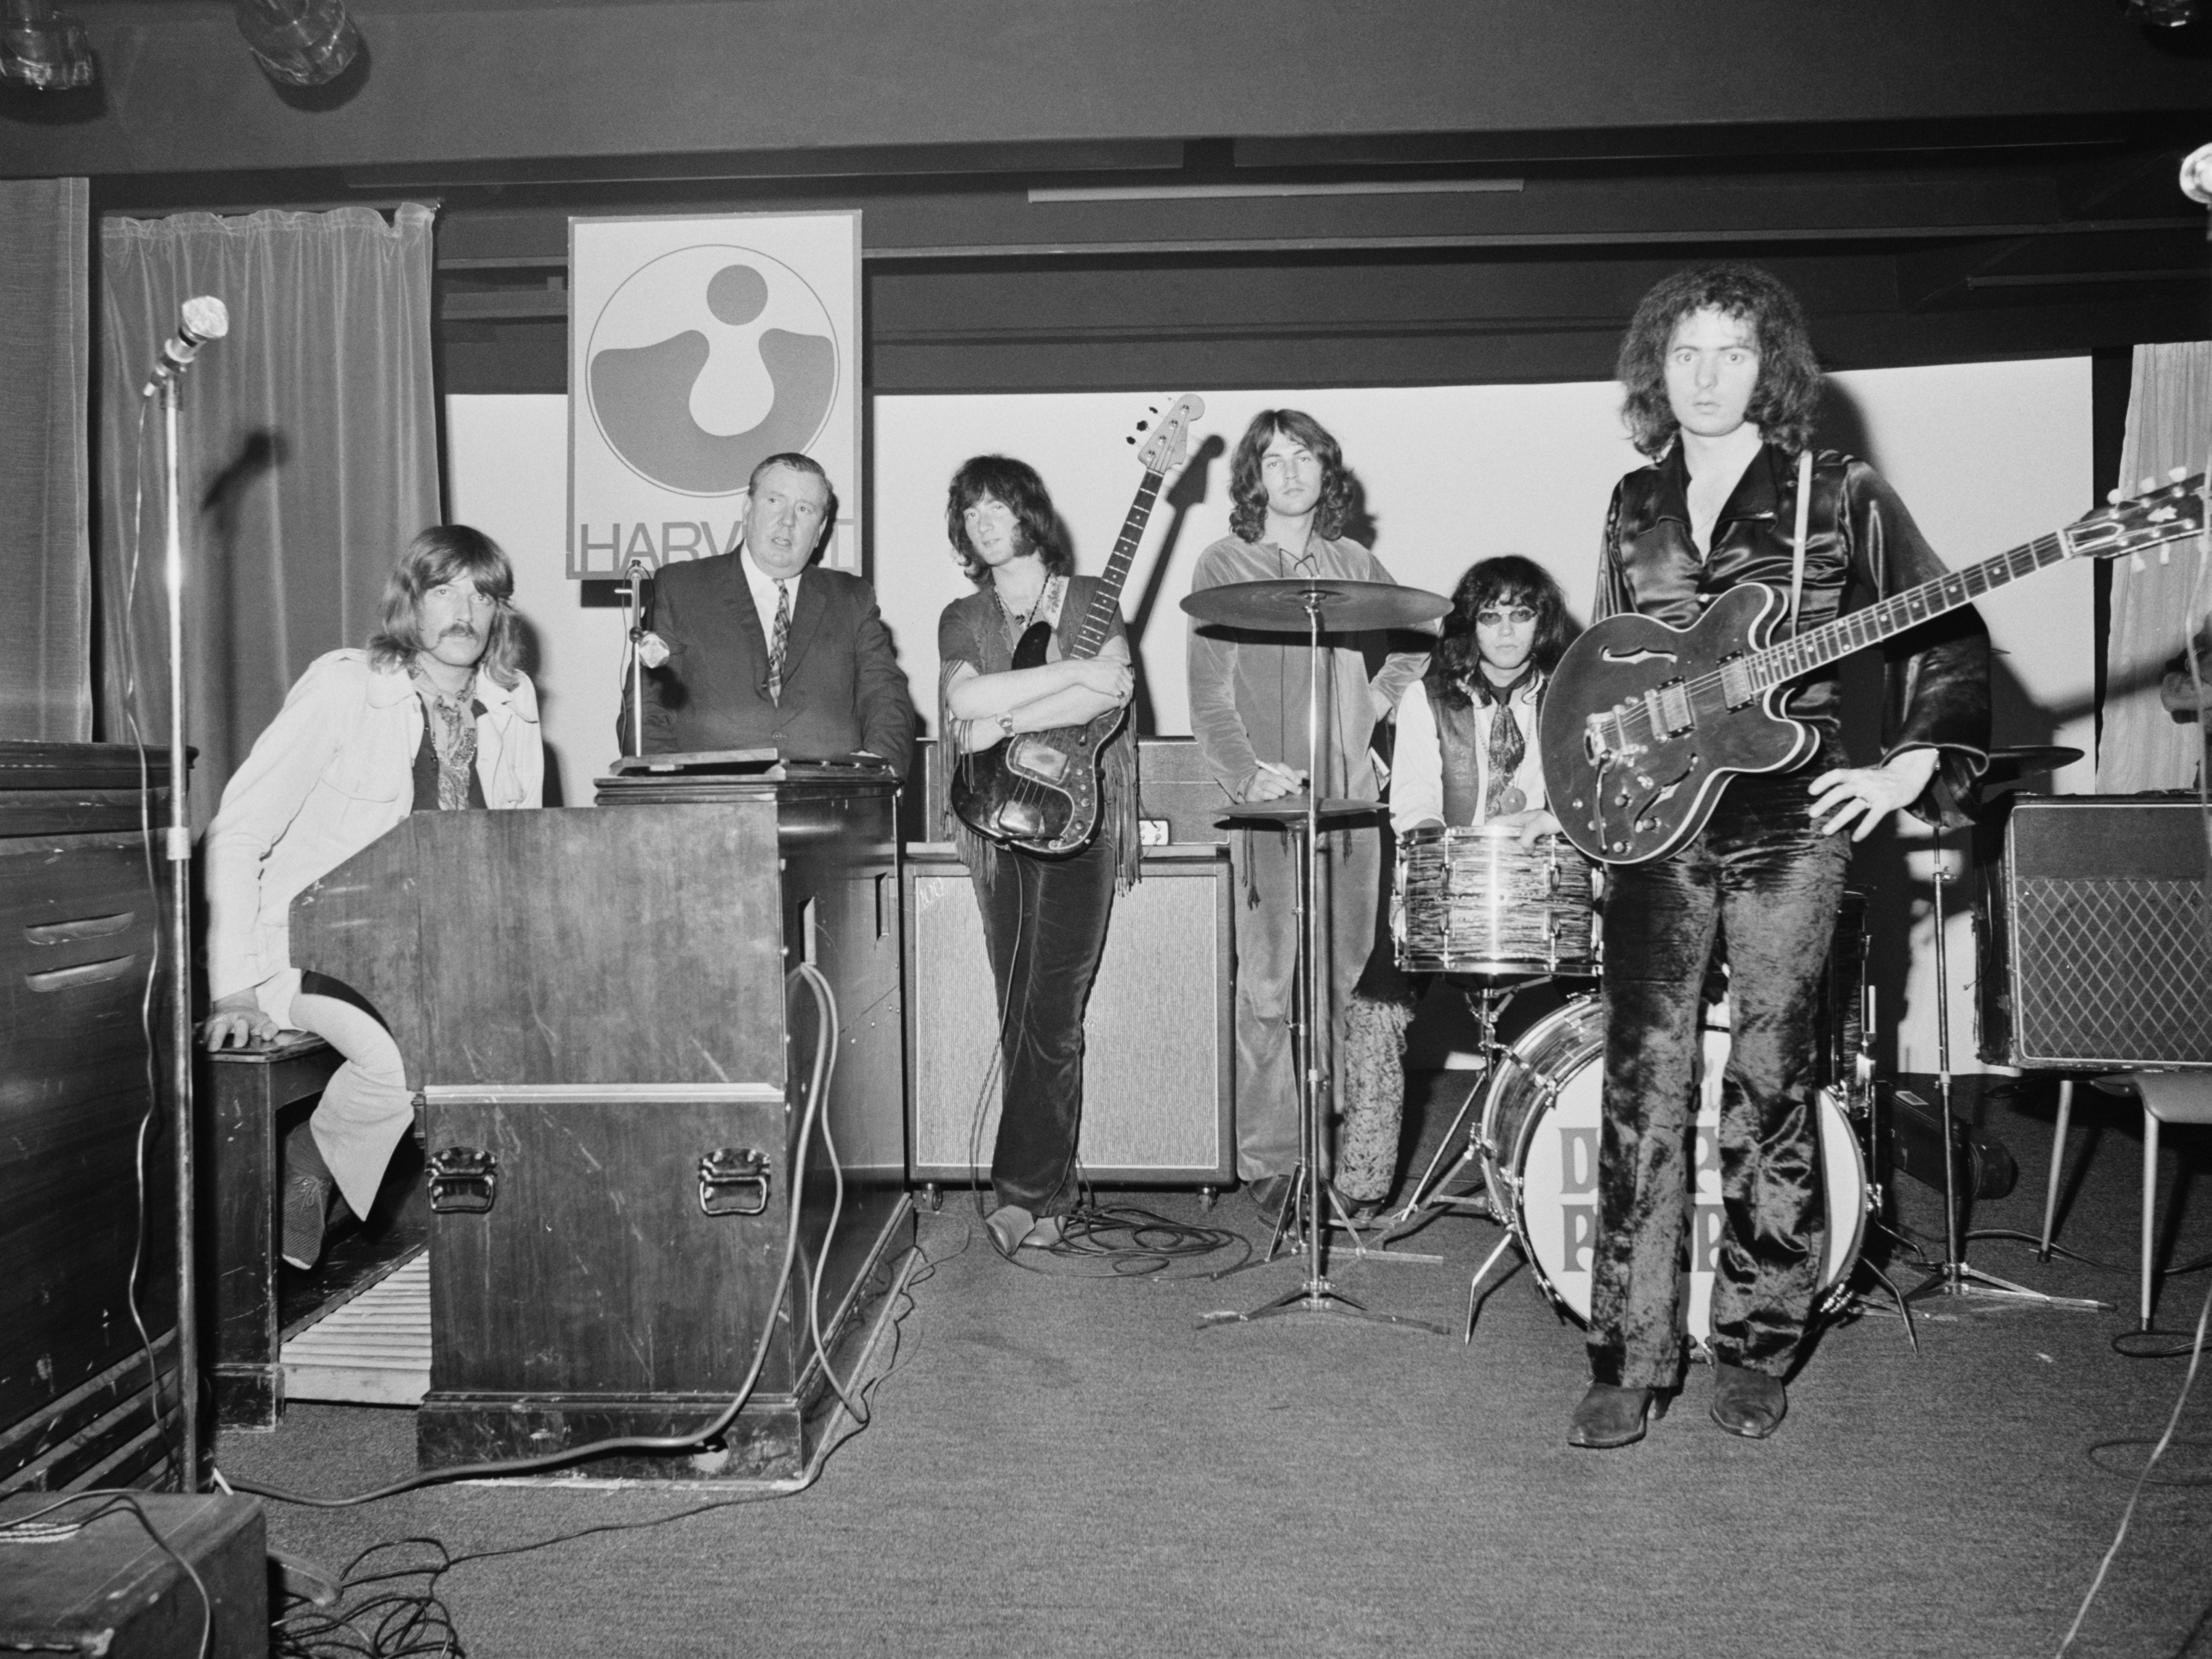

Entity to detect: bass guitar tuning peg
[2129,552,2147,574]
[2108,488,2125,505]
[2172,467,2190,483]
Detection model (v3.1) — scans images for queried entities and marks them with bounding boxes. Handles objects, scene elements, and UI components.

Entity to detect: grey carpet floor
[219,1073,2212,1659]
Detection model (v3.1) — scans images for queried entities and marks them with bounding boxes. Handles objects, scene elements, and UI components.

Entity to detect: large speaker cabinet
[904,842,1234,1187]
[1,744,180,1495]
[1977,795,2212,1069]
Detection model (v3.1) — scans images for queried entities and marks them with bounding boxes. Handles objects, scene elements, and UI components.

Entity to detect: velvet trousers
[969,834,1117,1217]
[1587,768,1849,1389]
[1227,822,1381,1183]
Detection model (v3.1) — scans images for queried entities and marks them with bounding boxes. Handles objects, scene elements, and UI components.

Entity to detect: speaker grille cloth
[2014,877,2212,1064]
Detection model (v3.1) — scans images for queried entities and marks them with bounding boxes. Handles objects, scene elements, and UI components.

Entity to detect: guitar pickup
[1012,738,1069,782]
[1642,682,1695,738]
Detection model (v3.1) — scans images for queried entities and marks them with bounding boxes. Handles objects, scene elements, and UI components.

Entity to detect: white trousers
[284,991,414,1220]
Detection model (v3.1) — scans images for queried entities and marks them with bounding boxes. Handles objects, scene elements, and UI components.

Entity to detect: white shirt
[1390,675,1548,833]
[738,547,801,656]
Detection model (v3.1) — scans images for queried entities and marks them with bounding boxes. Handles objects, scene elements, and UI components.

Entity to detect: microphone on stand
[141,296,230,397]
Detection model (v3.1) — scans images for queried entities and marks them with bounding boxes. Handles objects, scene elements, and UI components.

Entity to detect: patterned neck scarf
[410,664,480,812]
[1472,664,1537,820]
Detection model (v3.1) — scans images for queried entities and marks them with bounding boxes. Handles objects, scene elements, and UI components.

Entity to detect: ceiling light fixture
[0,0,95,90]
[2119,0,2204,26]
[234,0,361,87]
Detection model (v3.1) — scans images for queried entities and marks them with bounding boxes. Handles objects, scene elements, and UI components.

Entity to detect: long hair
[367,525,523,687]
[1227,408,1357,545]
[1424,555,1574,711]
[1616,263,1823,460]
[944,455,1069,585]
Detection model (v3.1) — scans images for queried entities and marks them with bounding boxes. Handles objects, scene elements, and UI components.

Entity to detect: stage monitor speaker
[1977,796,2212,1069]
[903,842,1234,1186]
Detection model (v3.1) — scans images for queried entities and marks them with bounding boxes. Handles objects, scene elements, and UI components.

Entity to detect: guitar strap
[1788,446,1813,634]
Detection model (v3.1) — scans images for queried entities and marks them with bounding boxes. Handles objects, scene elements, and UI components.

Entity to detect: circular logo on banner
[584,244,840,497]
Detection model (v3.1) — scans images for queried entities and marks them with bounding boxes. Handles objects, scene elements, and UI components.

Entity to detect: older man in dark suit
[622,452,915,776]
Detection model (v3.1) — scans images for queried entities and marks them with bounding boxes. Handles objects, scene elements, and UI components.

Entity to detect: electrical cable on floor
[0,1490,211,1659]
[2058,1270,2212,1656]
[267,1238,938,1659]
[221,964,843,1507]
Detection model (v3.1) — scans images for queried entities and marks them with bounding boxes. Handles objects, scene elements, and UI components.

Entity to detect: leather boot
[1710,1361,1788,1439]
[1568,1382,1667,1449]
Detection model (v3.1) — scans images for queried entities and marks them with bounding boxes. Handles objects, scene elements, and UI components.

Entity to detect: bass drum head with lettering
[1480,998,1867,1333]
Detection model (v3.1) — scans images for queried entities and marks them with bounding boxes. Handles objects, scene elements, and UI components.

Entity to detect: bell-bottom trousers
[1586,768,1849,1388]
[969,835,1117,1217]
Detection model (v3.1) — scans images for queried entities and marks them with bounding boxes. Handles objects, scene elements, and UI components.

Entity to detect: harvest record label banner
[567,210,861,579]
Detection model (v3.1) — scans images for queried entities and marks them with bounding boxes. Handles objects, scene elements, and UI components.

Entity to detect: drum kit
[1181,570,2098,1348]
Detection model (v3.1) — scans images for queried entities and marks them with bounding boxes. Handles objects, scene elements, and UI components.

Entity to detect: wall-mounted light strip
[1027,179,1524,204]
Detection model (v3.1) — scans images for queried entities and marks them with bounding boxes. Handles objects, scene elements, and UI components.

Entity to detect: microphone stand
[150,368,200,1490]
[625,558,650,756]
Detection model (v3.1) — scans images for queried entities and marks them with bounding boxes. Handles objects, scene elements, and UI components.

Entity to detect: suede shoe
[1710,1362,1787,1439]
[1568,1382,1667,1449]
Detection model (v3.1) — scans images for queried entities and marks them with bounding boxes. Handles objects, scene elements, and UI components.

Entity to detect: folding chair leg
[2142,1108,2160,1334]
[2040,1079,2072,1260]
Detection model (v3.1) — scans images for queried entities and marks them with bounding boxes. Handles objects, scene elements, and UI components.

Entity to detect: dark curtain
[0,178,92,741]
[97,204,440,824]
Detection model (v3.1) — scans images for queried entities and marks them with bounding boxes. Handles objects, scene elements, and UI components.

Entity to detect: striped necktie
[767,579,791,704]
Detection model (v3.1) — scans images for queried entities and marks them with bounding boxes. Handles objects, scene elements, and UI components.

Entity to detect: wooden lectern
[291,763,909,1479]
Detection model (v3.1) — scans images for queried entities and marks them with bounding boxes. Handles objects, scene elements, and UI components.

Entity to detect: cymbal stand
[1201,586,1442,1336]
[1905,828,2109,1313]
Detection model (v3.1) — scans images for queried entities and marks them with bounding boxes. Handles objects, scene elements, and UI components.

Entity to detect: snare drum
[1478,996,1868,1336]
[1395,825,1598,977]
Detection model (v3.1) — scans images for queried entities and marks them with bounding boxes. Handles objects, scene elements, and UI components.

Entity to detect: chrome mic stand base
[1198,591,1444,1338]
[1901,831,2111,1318]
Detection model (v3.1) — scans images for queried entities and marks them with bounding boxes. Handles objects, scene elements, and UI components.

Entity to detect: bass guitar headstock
[2065,469,2206,568]
[1129,393,1204,476]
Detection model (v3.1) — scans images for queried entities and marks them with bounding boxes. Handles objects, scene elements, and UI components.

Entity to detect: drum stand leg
[1902,833,2109,1315]
[1462,1230,1524,1343]
[1201,600,1444,1338]
[1377,980,1534,1242]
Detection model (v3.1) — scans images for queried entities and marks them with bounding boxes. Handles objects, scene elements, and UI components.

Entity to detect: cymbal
[1985,745,2083,776]
[1181,578,1448,634]
[1215,796,1384,827]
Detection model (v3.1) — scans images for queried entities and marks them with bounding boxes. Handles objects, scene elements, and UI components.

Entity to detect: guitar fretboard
[1723,530,2072,702]
[1066,471,1163,662]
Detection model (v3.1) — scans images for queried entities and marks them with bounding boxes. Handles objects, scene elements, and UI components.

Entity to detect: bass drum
[1477,996,1868,1336]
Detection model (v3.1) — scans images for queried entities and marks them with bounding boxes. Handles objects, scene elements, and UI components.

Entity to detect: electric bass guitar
[950,393,1203,854]
[1540,472,2205,866]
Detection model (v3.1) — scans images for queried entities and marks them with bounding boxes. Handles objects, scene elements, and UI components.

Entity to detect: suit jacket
[625,552,915,778]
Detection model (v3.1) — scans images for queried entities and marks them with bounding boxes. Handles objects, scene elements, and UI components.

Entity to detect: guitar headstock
[1129,393,1204,476]
[2066,470,2206,565]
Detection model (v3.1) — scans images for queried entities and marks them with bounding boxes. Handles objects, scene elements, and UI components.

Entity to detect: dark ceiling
[5,2,2208,395]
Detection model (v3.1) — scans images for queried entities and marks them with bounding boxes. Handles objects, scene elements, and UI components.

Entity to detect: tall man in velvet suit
[623,452,915,776]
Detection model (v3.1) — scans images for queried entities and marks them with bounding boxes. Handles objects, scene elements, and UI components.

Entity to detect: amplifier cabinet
[1978,796,2212,1069]
[904,842,1234,1187]
[1,744,180,1496]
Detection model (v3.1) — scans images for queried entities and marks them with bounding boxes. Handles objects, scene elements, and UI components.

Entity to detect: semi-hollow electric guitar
[950,393,1202,855]
[1541,472,2205,866]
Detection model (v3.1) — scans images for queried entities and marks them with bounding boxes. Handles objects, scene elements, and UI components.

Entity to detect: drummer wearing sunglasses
[1336,557,1577,1214]
[1390,556,1574,841]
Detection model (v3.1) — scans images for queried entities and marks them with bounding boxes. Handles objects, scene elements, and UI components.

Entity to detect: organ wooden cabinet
[290,764,912,1479]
